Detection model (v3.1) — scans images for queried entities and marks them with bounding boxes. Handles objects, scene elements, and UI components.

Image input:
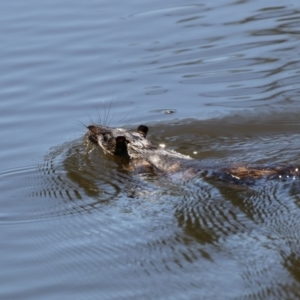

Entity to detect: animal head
[87,124,157,158]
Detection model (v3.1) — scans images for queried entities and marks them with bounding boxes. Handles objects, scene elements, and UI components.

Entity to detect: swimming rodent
[86,124,299,183]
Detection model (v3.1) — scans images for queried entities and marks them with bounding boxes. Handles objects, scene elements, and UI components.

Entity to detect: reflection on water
[5,119,297,299]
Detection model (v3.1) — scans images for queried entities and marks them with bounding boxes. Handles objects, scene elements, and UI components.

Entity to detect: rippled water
[1,0,300,299]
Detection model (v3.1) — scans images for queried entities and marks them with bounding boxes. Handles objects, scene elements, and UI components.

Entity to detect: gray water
[1,0,300,299]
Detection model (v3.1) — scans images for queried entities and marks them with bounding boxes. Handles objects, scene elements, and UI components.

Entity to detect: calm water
[1,0,300,299]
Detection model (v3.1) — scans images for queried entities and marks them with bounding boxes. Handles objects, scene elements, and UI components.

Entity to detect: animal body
[86,124,299,183]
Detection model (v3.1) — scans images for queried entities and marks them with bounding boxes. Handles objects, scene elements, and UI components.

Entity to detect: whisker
[118,111,132,124]
[96,107,102,125]
[75,119,88,128]
[102,100,106,126]
[83,111,94,125]
[104,100,112,126]
[107,112,115,127]
[121,115,134,128]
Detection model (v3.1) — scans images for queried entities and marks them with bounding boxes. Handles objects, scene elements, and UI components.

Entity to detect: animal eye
[103,135,109,142]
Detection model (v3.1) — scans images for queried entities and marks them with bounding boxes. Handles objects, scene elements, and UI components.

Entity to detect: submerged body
[86,124,299,183]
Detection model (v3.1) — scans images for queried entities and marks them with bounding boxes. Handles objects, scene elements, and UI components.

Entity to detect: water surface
[1,0,300,299]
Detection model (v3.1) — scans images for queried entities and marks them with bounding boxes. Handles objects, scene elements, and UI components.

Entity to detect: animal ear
[137,125,148,137]
[115,136,129,156]
[116,136,127,145]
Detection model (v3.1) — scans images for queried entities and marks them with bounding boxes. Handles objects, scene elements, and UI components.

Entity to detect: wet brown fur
[86,124,299,182]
